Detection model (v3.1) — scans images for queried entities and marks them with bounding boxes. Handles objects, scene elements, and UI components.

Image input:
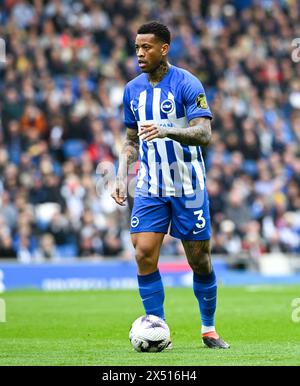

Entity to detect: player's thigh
[169,188,211,241]
[130,195,170,261]
[131,232,165,259]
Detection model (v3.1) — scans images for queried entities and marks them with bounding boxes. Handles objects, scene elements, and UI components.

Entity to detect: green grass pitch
[0,286,300,366]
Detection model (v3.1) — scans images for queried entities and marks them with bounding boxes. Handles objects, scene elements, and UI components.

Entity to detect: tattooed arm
[139,117,212,146]
[111,128,139,206]
[165,117,211,146]
[117,128,139,178]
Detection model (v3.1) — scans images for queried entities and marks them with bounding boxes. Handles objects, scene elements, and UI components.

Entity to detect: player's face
[135,34,169,73]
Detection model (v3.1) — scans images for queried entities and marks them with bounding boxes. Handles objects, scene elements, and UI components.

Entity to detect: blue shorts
[130,189,211,241]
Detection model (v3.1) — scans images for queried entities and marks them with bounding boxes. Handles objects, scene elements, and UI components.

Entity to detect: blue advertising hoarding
[0,259,299,291]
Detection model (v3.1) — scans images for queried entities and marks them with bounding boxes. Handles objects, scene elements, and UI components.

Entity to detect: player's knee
[135,244,157,271]
[189,252,211,275]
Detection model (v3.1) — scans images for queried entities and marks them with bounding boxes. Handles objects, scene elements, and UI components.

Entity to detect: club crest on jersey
[160,99,175,114]
[131,216,139,228]
[196,94,208,109]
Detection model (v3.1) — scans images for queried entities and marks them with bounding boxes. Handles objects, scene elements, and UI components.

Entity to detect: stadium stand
[0,0,299,262]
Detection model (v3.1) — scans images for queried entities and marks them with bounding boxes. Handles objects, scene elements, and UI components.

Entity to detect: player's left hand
[139,124,168,141]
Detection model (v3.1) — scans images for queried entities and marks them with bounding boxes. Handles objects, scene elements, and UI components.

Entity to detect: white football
[129,314,171,352]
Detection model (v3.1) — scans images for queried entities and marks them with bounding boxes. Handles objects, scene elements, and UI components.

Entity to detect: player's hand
[111,177,127,206]
[139,124,168,141]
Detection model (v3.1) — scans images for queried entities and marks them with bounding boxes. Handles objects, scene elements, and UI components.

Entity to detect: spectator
[20,103,47,140]
[225,190,251,234]
[0,234,17,258]
[35,234,59,260]
[0,191,17,230]
[219,220,242,256]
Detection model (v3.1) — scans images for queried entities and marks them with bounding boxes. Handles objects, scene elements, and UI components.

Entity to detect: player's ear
[161,43,169,57]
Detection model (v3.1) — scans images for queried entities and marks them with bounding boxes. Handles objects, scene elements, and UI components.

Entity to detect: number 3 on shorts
[194,209,206,230]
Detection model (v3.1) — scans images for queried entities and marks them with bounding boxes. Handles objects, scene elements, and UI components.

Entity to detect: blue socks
[137,270,165,320]
[193,270,217,328]
[137,269,217,327]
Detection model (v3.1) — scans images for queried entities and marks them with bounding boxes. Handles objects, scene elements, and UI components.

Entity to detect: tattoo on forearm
[167,118,211,146]
[125,139,139,167]
[118,129,139,177]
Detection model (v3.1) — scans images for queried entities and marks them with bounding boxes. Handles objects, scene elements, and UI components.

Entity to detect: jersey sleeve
[123,85,138,130]
[182,76,212,122]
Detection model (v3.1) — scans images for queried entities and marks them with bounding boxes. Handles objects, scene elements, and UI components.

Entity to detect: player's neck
[148,61,170,87]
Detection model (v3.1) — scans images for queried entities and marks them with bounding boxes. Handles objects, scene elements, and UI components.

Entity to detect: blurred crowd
[0,0,300,262]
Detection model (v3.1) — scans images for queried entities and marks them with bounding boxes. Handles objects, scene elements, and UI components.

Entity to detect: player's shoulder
[171,65,202,86]
[125,73,148,91]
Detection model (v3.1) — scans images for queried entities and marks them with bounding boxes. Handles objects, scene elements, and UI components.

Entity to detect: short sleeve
[123,86,138,130]
[182,76,212,122]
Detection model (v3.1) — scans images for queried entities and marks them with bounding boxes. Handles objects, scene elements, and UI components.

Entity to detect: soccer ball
[129,314,171,352]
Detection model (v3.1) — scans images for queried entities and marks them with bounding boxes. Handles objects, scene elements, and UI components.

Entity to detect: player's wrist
[164,127,177,138]
[162,126,173,138]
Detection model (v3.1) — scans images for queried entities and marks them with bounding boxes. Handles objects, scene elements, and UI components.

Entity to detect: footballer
[112,21,229,349]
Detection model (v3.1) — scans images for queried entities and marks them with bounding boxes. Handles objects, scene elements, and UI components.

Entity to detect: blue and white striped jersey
[123,65,212,197]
